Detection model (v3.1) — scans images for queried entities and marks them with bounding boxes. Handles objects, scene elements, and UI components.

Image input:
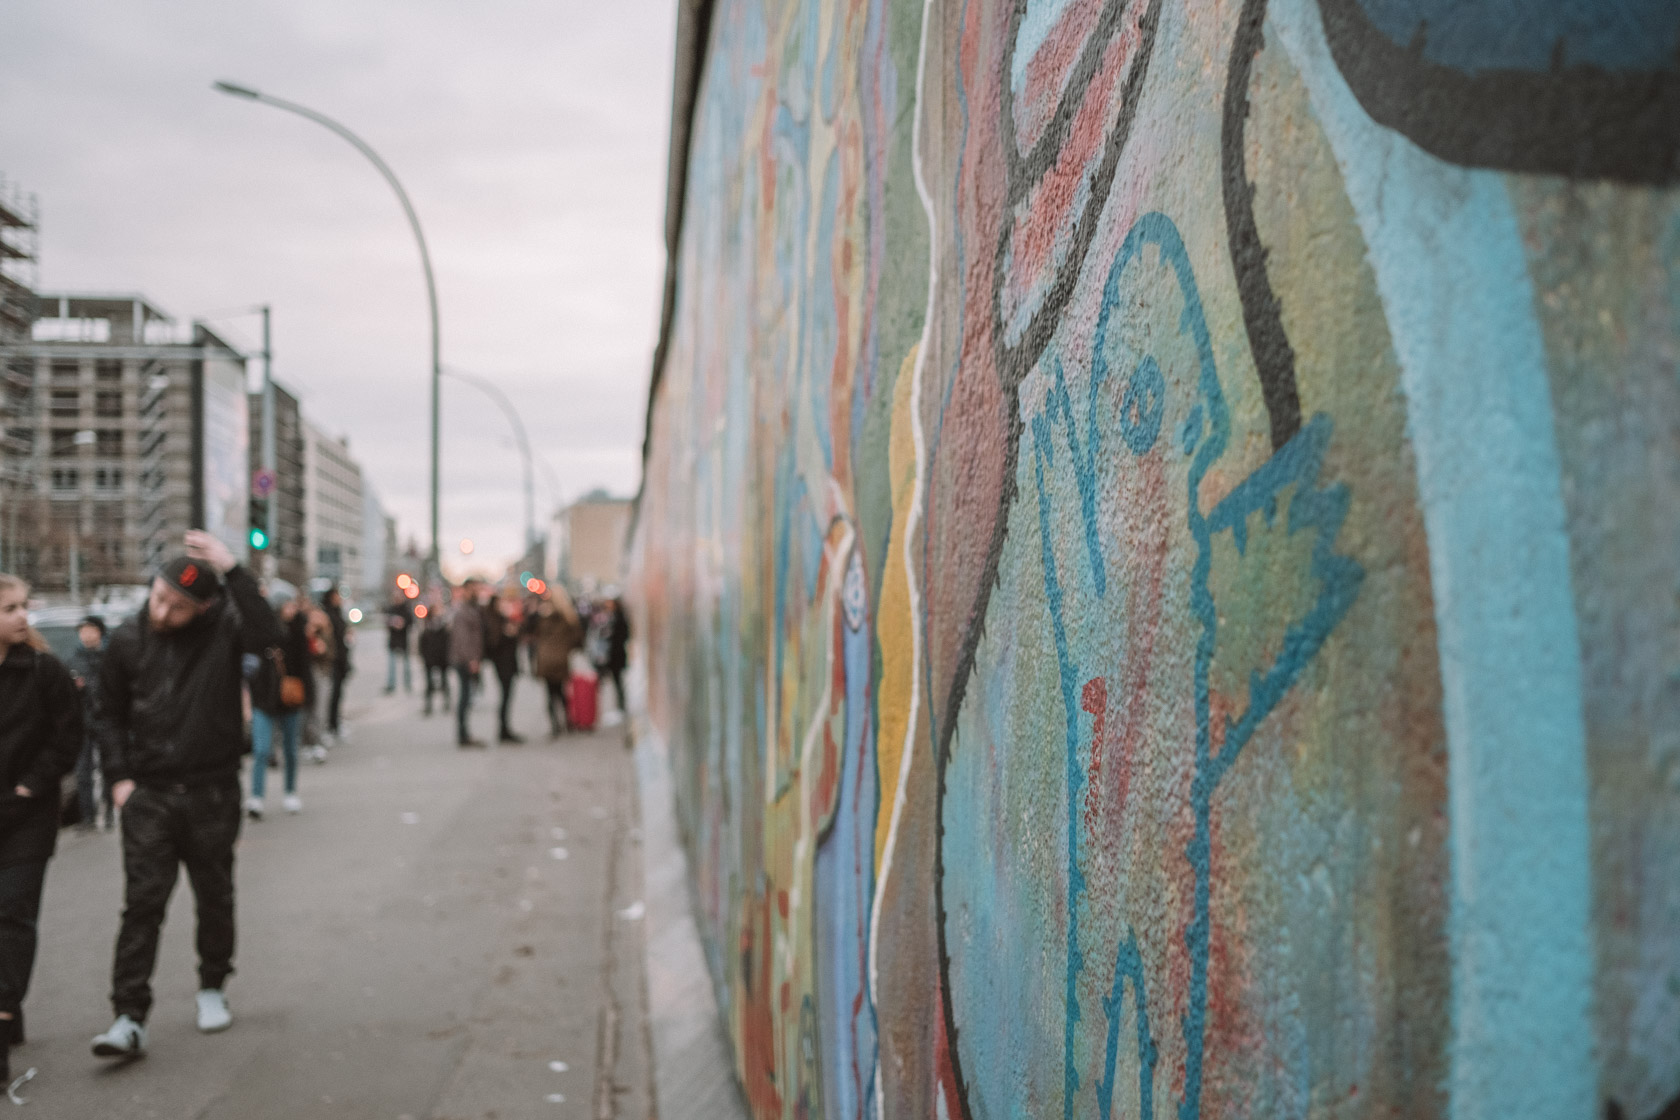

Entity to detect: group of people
[0,531,275,1084]
[243,580,355,820]
[0,535,634,1090]
[382,578,630,748]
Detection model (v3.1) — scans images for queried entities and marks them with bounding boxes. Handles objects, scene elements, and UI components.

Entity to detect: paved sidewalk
[14,648,652,1119]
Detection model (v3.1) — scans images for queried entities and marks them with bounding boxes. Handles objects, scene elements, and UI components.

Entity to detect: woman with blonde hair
[531,584,584,738]
[0,574,83,1082]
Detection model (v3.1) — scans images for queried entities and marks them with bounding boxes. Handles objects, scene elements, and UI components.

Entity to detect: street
[17,646,652,1119]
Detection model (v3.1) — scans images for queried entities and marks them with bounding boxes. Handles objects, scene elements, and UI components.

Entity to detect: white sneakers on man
[282,794,302,814]
[90,993,228,1057]
[91,1014,147,1058]
[245,796,264,820]
[196,989,232,1033]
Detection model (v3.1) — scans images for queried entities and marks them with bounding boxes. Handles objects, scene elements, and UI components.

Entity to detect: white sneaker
[195,989,232,1033]
[309,745,328,764]
[245,797,264,820]
[282,794,302,814]
[91,1014,147,1058]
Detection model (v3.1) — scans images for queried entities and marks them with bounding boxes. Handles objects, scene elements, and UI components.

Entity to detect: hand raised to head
[184,529,237,574]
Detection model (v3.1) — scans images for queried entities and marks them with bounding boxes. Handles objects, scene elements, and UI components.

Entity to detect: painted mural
[631,1,1680,1118]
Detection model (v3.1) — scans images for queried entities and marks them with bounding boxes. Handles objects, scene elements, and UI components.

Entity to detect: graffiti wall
[631,1,1680,1117]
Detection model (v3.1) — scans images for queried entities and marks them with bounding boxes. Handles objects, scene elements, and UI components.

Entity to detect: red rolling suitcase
[567,674,599,732]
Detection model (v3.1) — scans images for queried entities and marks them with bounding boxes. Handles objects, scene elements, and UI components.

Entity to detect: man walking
[419,600,452,717]
[383,590,412,694]
[320,587,351,746]
[449,578,488,748]
[90,530,280,1059]
[67,615,112,831]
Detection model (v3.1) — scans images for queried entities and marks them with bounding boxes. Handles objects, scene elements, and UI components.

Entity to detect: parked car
[26,606,88,664]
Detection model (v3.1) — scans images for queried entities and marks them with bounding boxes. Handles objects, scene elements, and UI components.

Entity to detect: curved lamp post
[443,366,561,554]
[212,80,442,584]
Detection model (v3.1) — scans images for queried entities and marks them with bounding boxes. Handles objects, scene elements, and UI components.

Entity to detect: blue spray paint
[1033,212,1361,1119]
[1272,3,1597,1114]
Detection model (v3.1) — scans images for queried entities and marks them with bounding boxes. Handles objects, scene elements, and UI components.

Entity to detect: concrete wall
[631,2,1680,1118]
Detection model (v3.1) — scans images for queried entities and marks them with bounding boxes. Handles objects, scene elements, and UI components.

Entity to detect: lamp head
[212,80,261,99]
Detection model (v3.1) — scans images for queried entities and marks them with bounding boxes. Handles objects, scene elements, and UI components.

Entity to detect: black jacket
[385,602,411,652]
[325,604,350,672]
[488,611,520,680]
[0,646,82,802]
[97,565,281,787]
[67,643,105,730]
[252,612,314,716]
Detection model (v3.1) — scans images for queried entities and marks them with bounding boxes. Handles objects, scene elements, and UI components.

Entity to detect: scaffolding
[0,175,39,345]
[0,174,38,575]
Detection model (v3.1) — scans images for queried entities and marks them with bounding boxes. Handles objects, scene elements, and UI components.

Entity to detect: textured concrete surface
[632,1,1680,1118]
[13,646,653,1119]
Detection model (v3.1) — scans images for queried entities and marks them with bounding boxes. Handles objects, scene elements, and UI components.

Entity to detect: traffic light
[248,498,269,551]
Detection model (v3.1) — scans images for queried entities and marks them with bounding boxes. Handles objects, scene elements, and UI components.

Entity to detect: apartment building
[547,490,631,591]
[0,177,39,572]
[6,293,248,594]
[302,419,364,592]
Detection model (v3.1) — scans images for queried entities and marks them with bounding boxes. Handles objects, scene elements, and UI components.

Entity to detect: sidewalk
[17,648,652,1118]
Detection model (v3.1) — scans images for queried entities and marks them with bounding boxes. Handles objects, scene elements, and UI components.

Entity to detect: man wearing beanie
[90,530,280,1060]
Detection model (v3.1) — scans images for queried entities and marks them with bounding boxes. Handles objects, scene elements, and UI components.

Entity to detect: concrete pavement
[16,647,655,1119]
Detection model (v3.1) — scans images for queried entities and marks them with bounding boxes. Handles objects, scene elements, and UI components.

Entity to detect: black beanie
[159,556,222,603]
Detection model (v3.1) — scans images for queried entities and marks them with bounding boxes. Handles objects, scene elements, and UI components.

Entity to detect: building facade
[6,294,247,596]
[301,420,364,592]
[547,491,630,591]
[359,484,395,600]
[0,177,40,574]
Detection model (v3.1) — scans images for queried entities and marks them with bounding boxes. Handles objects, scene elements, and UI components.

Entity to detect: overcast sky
[0,0,676,576]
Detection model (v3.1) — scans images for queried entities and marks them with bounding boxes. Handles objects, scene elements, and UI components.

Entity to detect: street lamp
[212,79,442,585]
[441,366,540,551]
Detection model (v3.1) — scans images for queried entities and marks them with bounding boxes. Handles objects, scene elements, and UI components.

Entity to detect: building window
[49,430,80,458]
[95,390,122,417]
[50,361,78,384]
[96,429,121,457]
[49,389,80,418]
[93,467,123,490]
[50,468,78,491]
[95,359,122,382]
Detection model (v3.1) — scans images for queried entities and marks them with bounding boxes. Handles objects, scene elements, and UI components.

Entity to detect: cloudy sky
[0,0,676,575]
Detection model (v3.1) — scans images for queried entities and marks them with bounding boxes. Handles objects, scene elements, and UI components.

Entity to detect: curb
[631,720,751,1120]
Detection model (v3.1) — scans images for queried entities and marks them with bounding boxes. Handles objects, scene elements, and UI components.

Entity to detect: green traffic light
[519,571,532,584]
[249,527,269,551]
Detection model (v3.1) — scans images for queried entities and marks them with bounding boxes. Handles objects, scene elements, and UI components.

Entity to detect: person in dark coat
[383,591,412,694]
[598,597,631,721]
[90,531,281,1060]
[246,583,312,820]
[67,615,112,831]
[418,600,452,717]
[0,573,83,1083]
[448,579,488,747]
[320,587,352,745]
[487,596,524,744]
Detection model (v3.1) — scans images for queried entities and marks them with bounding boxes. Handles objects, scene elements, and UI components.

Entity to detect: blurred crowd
[0,535,630,1094]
